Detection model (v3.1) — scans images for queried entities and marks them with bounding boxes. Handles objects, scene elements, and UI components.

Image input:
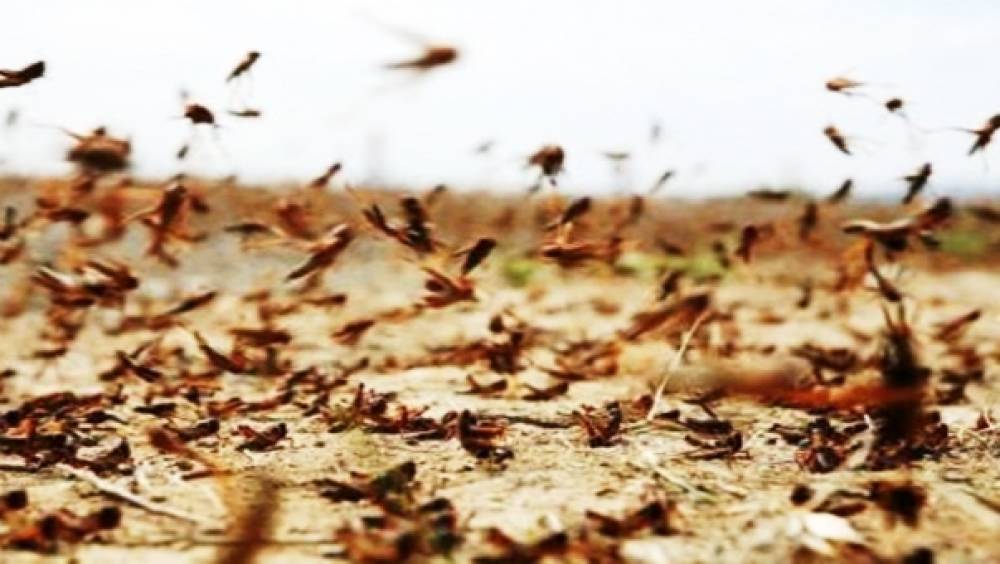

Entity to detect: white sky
[1,0,999,197]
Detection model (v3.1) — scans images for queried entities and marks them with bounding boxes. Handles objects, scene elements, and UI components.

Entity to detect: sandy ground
[1,178,1000,563]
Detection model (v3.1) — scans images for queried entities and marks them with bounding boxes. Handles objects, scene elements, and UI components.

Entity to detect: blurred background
[1,0,998,197]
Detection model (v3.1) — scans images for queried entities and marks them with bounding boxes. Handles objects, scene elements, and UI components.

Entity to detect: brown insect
[0,206,18,241]
[129,182,195,266]
[421,267,475,308]
[865,244,902,302]
[333,490,460,560]
[227,51,260,82]
[235,422,288,452]
[227,108,262,118]
[522,381,569,401]
[82,259,139,294]
[967,204,1000,223]
[0,489,27,515]
[26,200,90,229]
[603,150,630,161]
[0,238,25,266]
[273,198,317,240]
[823,125,851,155]
[539,236,623,268]
[452,410,511,461]
[386,45,458,71]
[147,426,207,463]
[801,487,862,512]
[656,238,686,256]
[478,528,570,562]
[842,218,911,252]
[827,179,852,204]
[30,265,132,309]
[613,195,645,235]
[574,401,623,447]
[362,198,437,254]
[184,103,217,127]
[528,144,565,187]
[825,76,864,95]
[771,417,858,473]
[868,481,925,527]
[230,327,292,348]
[332,319,377,346]
[746,188,790,201]
[328,384,433,435]
[621,291,711,341]
[902,162,932,204]
[114,350,164,382]
[170,418,221,443]
[843,198,951,252]
[222,221,282,237]
[964,114,1000,155]
[323,461,417,506]
[584,498,677,537]
[454,237,497,275]
[464,374,508,396]
[0,60,45,88]
[799,201,819,240]
[735,225,759,263]
[285,224,354,281]
[309,162,342,188]
[548,196,591,230]
[3,506,121,551]
[66,127,131,172]
[912,197,952,231]
[868,305,942,469]
[160,290,217,317]
[303,293,348,308]
[934,309,981,342]
[423,184,449,208]
[133,402,176,418]
[657,270,682,301]
[885,97,904,113]
[796,279,814,309]
[683,429,743,460]
[193,331,246,373]
[649,169,675,194]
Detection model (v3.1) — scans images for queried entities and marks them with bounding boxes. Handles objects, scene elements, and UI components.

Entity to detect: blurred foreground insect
[0,61,44,88]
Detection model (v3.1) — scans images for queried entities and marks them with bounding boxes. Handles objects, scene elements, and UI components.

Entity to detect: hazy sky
[2,0,999,196]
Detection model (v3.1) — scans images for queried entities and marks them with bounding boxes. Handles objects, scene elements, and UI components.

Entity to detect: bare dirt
[1,177,1000,563]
